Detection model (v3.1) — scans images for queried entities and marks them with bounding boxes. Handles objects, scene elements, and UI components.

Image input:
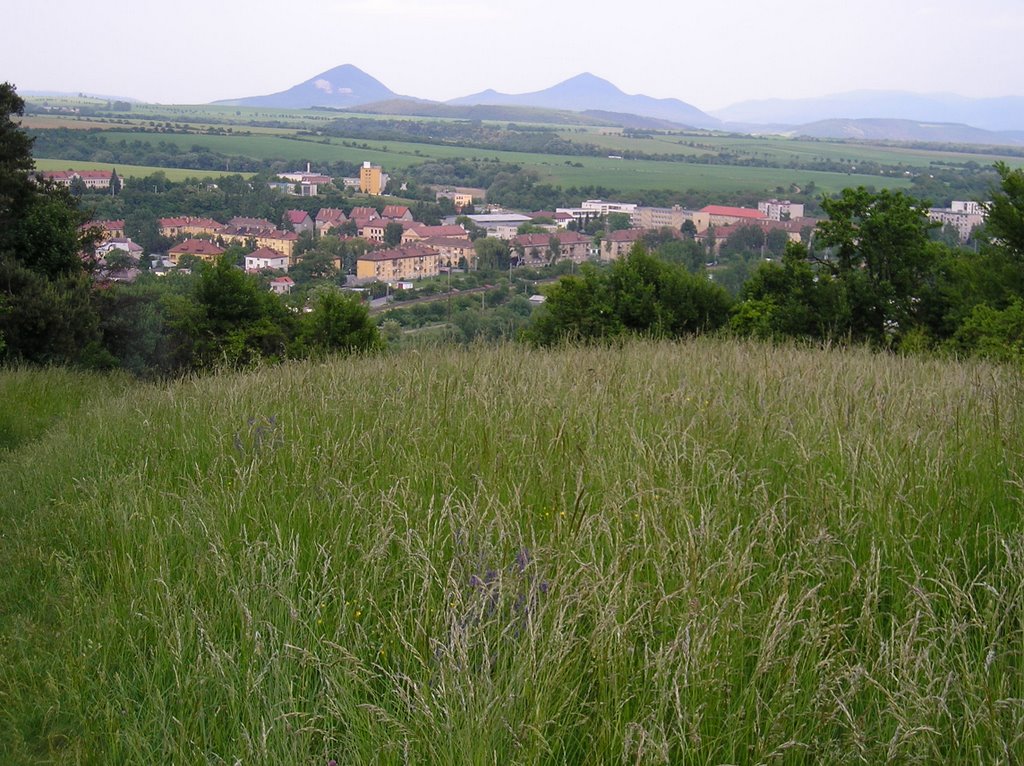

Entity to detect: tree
[298,290,382,355]
[731,242,848,341]
[384,221,404,247]
[983,162,1024,261]
[526,246,731,345]
[110,168,122,195]
[474,237,510,271]
[816,187,938,343]
[606,212,632,232]
[1,82,100,365]
[69,175,87,197]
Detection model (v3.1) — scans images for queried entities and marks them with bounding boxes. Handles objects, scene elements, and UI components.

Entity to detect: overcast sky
[4,0,1022,110]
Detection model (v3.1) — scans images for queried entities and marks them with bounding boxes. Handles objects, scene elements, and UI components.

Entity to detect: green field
[2,340,1022,763]
[32,156,254,182]
[25,100,1024,198]
[570,130,1024,169]
[68,129,915,195]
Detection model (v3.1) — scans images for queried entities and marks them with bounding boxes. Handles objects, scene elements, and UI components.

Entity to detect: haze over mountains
[210,64,1024,146]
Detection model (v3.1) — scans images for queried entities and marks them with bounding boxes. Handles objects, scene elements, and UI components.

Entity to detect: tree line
[530,169,1024,363]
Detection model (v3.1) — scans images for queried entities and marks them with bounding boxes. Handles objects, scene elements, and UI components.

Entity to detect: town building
[275,164,332,196]
[315,208,347,235]
[556,200,639,229]
[85,219,126,240]
[512,231,593,265]
[700,205,767,227]
[355,245,442,282]
[159,216,223,238]
[459,213,532,239]
[359,161,388,195]
[600,228,645,260]
[402,224,470,243]
[168,239,225,265]
[416,237,478,269]
[758,199,805,221]
[382,205,413,222]
[928,201,987,242]
[245,247,290,273]
[284,210,314,235]
[631,205,710,232]
[269,276,295,295]
[40,169,113,190]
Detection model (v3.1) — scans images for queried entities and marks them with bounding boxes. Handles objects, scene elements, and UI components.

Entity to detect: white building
[927,200,987,242]
[555,200,638,228]
[758,199,805,221]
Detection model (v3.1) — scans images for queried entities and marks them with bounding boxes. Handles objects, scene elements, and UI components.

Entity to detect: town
[42,164,990,300]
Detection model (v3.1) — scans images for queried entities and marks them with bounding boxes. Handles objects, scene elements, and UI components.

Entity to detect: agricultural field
[571,130,1024,170]
[2,339,1023,763]
[23,100,1024,198]
[31,157,254,182]
[48,128,915,196]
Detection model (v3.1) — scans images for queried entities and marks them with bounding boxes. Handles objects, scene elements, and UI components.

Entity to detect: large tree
[816,187,938,343]
[1,82,100,364]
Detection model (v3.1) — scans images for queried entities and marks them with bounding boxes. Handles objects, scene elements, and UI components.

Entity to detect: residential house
[85,219,125,240]
[382,205,413,222]
[315,208,347,235]
[159,216,223,238]
[168,239,225,265]
[706,218,817,255]
[417,237,478,269]
[349,206,380,221]
[284,209,314,235]
[401,224,469,244]
[513,231,592,264]
[96,238,143,261]
[435,188,480,211]
[355,245,442,282]
[269,276,295,294]
[245,247,290,273]
[601,228,645,260]
[217,227,298,259]
[354,218,386,243]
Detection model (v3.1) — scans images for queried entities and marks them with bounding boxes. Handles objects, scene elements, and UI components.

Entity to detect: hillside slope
[2,340,1022,763]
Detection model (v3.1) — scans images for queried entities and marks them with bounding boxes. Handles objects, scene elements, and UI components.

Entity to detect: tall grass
[2,339,1022,764]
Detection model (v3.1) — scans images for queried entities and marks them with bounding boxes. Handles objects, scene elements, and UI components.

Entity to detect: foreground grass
[1,339,1023,764]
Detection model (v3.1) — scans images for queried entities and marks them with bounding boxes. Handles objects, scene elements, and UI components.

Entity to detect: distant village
[43,161,989,295]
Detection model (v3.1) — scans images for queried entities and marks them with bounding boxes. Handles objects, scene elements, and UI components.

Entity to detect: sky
[4,0,1023,111]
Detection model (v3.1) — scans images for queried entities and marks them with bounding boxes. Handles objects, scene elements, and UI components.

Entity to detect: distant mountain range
[713,91,1024,134]
[447,73,720,130]
[213,64,411,109]
[86,65,1024,146]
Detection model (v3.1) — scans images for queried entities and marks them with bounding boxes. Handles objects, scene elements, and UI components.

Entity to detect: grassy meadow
[1,339,1023,763]
[31,157,254,182]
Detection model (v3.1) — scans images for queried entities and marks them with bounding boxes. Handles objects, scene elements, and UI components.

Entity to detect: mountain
[213,65,406,109]
[714,91,1024,133]
[448,73,720,130]
[781,118,1024,146]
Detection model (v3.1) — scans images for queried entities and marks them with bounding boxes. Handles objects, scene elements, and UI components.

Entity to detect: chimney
[306,162,311,173]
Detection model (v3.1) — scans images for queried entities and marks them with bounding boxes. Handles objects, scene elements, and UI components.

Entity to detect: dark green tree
[1,82,100,364]
[298,290,382,355]
[816,187,938,343]
[384,221,404,247]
